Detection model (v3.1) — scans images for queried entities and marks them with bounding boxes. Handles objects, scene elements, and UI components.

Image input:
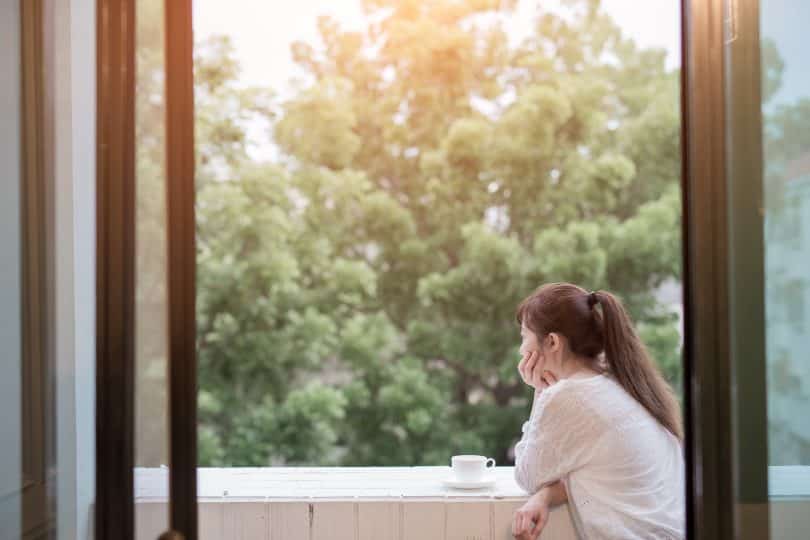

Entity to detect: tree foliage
[189,0,684,466]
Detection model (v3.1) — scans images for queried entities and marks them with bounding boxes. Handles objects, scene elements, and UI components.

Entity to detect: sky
[191,0,810,154]
[192,0,809,109]
[193,0,683,92]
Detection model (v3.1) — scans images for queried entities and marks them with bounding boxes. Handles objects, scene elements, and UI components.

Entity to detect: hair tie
[587,291,599,308]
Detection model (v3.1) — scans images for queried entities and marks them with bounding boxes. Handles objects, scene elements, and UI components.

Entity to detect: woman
[510,283,684,540]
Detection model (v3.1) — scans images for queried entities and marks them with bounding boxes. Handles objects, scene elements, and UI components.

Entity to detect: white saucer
[441,475,496,489]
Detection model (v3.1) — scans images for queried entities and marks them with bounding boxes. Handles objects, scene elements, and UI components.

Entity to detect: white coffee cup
[450,455,496,481]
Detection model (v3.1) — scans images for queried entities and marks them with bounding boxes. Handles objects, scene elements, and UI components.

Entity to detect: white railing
[135,467,578,540]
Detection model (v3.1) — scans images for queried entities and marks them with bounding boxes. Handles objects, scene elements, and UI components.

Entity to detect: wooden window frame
[20,0,56,536]
[96,0,198,538]
[681,0,735,538]
[96,0,137,538]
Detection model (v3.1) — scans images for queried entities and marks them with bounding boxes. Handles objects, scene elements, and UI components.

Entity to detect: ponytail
[593,290,683,441]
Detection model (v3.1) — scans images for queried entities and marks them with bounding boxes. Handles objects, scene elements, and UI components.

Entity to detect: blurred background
[172,0,683,468]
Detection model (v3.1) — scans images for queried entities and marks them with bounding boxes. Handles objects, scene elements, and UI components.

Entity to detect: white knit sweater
[514,373,685,540]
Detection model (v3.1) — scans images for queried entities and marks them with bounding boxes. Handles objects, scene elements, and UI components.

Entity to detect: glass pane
[135,0,171,536]
[761,0,810,472]
[761,5,810,537]
[727,0,810,537]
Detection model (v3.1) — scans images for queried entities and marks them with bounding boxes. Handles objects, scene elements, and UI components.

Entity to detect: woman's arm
[519,389,543,434]
[514,380,600,493]
[535,480,567,507]
[518,384,551,439]
[513,390,546,492]
[512,481,568,539]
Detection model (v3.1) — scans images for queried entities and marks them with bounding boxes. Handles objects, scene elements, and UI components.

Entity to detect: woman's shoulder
[535,376,593,413]
[543,373,609,396]
[532,376,613,440]
[538,374,629,419]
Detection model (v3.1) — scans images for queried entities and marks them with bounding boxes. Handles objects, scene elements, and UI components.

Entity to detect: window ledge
[136,466,532,501]
[770,466,810,499]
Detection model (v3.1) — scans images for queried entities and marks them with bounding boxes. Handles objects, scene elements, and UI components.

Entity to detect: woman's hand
[512,481,567,539]
[517,351,557,391]
[511,487,551,539]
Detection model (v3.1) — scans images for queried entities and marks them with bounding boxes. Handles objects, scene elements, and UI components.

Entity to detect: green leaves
[272,383,348,464]
[491,85,573,177]
[531,221,607,287]
[442,118,490,172]
[276,78,361,170]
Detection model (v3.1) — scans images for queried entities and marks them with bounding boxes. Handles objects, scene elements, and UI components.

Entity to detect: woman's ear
[547,332,562,353]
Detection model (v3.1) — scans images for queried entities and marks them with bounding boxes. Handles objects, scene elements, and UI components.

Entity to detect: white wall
[0,1,22,538]
[53,0,96,538]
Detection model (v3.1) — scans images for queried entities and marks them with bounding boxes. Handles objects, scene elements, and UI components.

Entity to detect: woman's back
[514,374,685,539]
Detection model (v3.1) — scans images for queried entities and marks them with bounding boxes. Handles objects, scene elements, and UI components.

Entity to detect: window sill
[136,466,532,501]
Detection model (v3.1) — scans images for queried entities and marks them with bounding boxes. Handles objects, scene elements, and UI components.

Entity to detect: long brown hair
[516,282,683,440]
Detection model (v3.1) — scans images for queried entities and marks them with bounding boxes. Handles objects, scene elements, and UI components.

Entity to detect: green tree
[194,0,685,466]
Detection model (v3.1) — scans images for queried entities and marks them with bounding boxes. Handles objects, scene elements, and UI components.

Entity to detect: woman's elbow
[513,466,539,494]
